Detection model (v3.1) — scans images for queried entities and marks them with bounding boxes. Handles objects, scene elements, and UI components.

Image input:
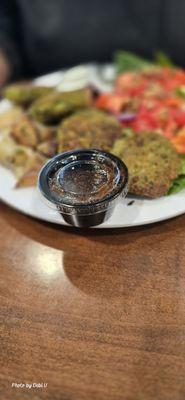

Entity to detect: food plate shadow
[62,246,154,300]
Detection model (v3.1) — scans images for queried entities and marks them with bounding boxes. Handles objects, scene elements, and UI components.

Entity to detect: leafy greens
[168,157,185,195]
[114,50,174,74]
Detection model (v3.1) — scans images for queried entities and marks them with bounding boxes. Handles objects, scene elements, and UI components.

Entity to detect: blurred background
[0,0,184,85]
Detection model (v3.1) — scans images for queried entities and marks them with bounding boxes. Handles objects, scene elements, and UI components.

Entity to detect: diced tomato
[172,143,185,154]
[162,120,177,139]
[171,129,185,153]
[132,115,157,132]
[171,109,185,126]
[95,93,112,109]
[116,72,136,90]
[165,97,183,108]
[106,95,128,113]
[172,128,185,142]
[95,93,129,113]
[95,65,185,145]
[164,70,185,91]
[173,69,185,84]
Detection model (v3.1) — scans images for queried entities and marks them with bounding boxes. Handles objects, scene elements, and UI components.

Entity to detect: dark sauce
[49,158,121,205]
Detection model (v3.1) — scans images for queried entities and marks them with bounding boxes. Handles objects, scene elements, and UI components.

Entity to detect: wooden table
[1,202,185,400]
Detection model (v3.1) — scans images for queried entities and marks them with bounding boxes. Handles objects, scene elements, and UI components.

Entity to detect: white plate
[0,68,185,228]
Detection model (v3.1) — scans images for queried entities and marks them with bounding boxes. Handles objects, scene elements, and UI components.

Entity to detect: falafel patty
[112,131,181,198]
[29,88,92,124]
[3,85,53,107]
[57,109,123,153]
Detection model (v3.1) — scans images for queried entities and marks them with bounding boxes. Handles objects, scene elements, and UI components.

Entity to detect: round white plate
[0,68,185,228]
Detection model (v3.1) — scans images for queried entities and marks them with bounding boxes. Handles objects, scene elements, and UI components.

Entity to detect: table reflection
[36,250,64,278]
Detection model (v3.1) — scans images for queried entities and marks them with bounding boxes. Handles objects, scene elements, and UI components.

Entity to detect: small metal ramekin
[38,149,128,227]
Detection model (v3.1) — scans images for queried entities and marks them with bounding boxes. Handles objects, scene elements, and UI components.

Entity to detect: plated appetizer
[0,52,185,198]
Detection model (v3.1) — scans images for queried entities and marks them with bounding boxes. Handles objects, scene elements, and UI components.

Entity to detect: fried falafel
[112,130,181,198]
[29,88,92,124]
[57,108,123,153]
[3,85,53,107]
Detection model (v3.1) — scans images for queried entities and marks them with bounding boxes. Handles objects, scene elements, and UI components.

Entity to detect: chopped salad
[95,51,185,194]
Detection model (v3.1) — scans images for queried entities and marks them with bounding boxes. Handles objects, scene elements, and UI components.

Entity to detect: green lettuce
[154,51,174,67]
[168,157,185,195]
[176,86,185,98]
[114,50,174,75]
[114,51,154,74]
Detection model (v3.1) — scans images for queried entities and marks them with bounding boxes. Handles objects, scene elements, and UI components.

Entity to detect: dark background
[0,0,185,79]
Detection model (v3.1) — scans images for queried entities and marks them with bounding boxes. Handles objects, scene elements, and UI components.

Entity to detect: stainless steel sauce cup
[38,149,129,227]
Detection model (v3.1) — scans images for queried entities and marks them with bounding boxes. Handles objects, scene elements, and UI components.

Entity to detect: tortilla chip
[37,139,57,157]
[16,170,39,188]
[15,153,47,188]
[0,131,17,167]
[36,122,56,142]
[0,107,23,131]
[11,114,39,148]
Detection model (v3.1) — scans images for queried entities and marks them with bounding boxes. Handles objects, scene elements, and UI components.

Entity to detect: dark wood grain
[0,202,185,400]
